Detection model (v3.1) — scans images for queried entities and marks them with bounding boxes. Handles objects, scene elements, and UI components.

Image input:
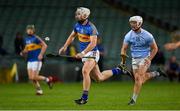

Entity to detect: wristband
[81,51,85,55]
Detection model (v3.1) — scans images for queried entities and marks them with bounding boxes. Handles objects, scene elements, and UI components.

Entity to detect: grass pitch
[0,81,180,110]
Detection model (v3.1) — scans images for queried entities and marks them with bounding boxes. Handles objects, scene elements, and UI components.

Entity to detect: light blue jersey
[123,28,155,58]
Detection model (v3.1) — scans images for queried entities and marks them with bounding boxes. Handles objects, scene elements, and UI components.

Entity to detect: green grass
[0,81,180,110]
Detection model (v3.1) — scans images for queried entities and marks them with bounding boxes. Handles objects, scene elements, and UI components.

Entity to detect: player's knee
[29,74,38,80]
[94,78,101,83]
[135,75,143,85]
[82,69,89,76]
[34,75,39,80]
[135,80,143,86]
[134,73,139,81]
[137,71,143,76]
[135,77,139,83]
[29,76,35,80]
[96,77,102,82]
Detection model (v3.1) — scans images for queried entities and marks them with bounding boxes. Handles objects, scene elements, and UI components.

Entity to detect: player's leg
[32,61,53,89]
[132,63,156,99]
[90,64,123,82]
[27,62,40,89]
[75,59,96,105]
[142,71,160,84]
[129,58,167,105]
[33,81,43,95]
[141,63,167,83]
[87,50,130,82]
[128,58,146,105]
[27,69,43,95]
[129,65,147,105]
[131,69,142,103]
[32,80,41,89]
[82,59,96,90]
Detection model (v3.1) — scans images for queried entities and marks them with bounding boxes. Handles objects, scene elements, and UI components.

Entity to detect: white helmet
[76,7,90,19]
[129,16,143,27]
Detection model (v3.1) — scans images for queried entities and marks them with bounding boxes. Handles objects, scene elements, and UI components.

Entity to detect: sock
[45,77,49,82]
[81,90,88,100]
[36,87,42,91]
[132,93,138,102]
[112,68,123,75]
[151,71,160,77]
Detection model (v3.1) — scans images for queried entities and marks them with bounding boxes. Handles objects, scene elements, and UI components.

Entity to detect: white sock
[45,78,49,82]
[151,71,160,77]
[36,87,42,91]
[132,93,138,102]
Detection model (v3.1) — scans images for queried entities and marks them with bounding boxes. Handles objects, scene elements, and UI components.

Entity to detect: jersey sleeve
[35,36,41,44]
[23,38,27,46]
[73,23,78,33]
[23,38,28,50]
[89,23,99,36]
[123,32,130,45]
[147,34,155,45]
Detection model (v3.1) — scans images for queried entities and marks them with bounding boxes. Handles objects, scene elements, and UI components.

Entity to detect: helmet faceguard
[75,7,90,22]
[129,16,143,31]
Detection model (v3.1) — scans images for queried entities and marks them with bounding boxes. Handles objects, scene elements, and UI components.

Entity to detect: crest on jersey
[80,29,84,33]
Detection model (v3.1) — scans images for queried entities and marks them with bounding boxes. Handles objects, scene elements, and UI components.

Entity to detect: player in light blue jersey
[121,16,166,105]
[59,7,129,105]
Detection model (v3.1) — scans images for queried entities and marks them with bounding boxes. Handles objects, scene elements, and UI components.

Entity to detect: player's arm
[164,41,180,51]
[81,23,98,54]
[75,24,98,58]
[75,35,97,58]
[20,46,28,56]
[34,36,47,60]
[121,43,129,64]
[20,40,28,56]
[59,31,77,54]
[63,31,77,49]
[121,33,130,64]
[83,35,97,54]
[121,43,128,56]
[36,36,48,56]
[176,41,180,48]
[148,41,158,61]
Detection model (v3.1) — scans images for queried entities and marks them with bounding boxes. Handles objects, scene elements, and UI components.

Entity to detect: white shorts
[82,50,100,63]
[132,57,150,70]
[27,61,42,71]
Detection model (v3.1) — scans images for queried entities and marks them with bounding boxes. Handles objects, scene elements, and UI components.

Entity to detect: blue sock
[112,68,123,75]
[81,90,88,100]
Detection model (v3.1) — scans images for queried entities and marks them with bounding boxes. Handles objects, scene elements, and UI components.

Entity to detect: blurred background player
[59,7,129,105]
[164,30,180,51]
[164,41,180,51]
[20,25,53,95]
[14,32,24,55]
[121,16,167,105]
[0,34,8,56]
[165,56,180,82]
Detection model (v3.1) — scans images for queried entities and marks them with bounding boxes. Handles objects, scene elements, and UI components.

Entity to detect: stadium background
[0,0,179,82]
[0,0,180,110]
